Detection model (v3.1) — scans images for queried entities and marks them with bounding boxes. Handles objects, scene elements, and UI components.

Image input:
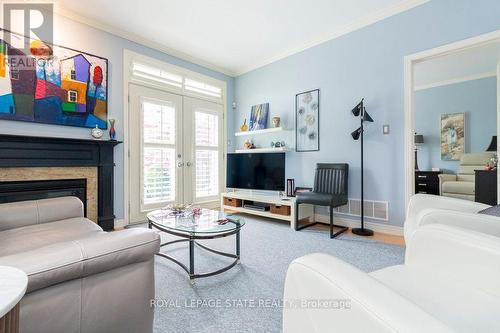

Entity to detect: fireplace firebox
[0,179,87,216]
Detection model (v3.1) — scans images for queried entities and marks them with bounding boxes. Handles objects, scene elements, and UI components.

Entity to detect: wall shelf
[234,147,289,154]
[235,127,285,137]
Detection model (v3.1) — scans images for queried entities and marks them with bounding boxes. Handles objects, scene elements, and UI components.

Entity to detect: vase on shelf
[109,119,116,141]
[240,119,248,132]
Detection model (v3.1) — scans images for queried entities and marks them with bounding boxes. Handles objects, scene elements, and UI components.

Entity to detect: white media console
[220,191,313,229]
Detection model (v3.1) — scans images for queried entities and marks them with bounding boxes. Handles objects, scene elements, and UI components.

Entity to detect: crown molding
[414,71,497,91]
[53,0,429,78]
[234,0,430,76]
[52,5,237,77]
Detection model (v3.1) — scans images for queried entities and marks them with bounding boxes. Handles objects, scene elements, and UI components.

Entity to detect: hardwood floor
[222,208,405,246]
[310,223,405,246]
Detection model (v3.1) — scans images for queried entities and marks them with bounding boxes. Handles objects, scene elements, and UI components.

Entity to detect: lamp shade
[351,99,364,116]
[414,134,424,144]
[487,136,497,151]
[351,127,362,140]
[362,109,374,122]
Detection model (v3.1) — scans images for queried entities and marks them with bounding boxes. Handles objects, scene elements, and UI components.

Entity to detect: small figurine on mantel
[243,139,255,149]
[91,124,103,139]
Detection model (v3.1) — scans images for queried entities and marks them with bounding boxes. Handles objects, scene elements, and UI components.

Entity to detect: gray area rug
[144,216,404,333]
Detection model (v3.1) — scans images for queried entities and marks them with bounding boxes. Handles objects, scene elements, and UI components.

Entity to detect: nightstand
[475,170,497,206]
[415,171,442,195]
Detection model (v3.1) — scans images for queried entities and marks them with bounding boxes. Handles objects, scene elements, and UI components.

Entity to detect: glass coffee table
[147,208,245,280]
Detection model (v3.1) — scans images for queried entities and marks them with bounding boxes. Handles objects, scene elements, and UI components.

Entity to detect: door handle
[177,162,184,168]
[186,162,192,167]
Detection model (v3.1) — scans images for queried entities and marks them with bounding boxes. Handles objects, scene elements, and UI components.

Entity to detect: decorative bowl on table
[164,203,192,215]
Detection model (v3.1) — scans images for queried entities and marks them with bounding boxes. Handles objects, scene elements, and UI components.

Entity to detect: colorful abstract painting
[0,34,108,128]
[441,112,465,161]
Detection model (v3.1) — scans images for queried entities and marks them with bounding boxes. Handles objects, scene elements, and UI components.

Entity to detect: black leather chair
[295,163,349,238]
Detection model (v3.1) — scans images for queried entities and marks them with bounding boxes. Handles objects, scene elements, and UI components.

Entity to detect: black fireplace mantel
[0,134,121,231]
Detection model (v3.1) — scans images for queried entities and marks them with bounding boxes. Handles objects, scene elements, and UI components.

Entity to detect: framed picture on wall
[249,103,269,131]
[296,89,319,152]
[0,30,108,129]
[440,112,465,160]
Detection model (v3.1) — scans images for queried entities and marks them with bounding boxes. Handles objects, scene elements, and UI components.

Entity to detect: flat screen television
[226,153,285,191]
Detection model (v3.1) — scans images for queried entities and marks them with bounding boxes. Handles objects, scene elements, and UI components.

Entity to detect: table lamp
[414,134,424,170]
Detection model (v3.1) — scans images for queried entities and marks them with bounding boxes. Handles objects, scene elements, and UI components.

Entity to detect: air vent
[334,198,389,221]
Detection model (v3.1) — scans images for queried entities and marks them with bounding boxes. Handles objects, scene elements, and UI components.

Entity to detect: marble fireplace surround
[0,167,98,222]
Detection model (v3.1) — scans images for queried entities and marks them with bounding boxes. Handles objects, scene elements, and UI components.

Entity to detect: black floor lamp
[351,98,374,237]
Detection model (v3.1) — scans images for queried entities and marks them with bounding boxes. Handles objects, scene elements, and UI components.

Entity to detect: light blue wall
[233,0,500,226]
[415,77,497,174]
[0,14,235,220]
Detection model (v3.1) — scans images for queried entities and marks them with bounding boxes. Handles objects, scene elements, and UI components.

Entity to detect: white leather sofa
[0,197,160,333]
[404,194,494,244]
[283,222,500,332]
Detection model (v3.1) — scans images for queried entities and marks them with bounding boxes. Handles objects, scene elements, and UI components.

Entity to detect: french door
[129,84,223,223]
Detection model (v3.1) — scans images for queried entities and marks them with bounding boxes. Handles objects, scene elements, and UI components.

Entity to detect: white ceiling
[54,0,427,76]
[414,40,500,89]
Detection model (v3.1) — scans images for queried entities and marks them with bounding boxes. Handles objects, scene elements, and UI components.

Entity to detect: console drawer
[270,204,291,216]
[223,197,242,207]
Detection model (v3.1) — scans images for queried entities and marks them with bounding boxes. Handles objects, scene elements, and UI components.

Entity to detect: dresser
[415,171,442,195]
[475,170,497,206]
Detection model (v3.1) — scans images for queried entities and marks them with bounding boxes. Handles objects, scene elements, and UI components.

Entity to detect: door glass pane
[143,101,175,144]
[143,147,175,205]
[195,111,218,146]
[195,150,218,198]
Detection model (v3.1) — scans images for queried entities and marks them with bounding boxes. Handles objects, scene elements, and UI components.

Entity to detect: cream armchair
[438,152,494,201]
[283,223,500,333]
[404,193,492,244]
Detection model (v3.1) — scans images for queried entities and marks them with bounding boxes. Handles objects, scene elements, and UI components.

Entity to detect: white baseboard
[114,218,127,229]
[315,214,403,236]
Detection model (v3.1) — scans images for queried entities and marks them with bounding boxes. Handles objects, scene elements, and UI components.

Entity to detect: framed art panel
[441,112,465,161]
[296,89,319,152]
[0,30,108,129]
[249,102,269,131]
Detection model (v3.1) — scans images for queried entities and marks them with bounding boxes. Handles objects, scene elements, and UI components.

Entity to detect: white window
[194,110,220,199]
[142,100,177,208]
[68,90,77,102]
[132,62,183,89]
[185,78,222,99]
[70,69,76,80]
[129,58,224,102]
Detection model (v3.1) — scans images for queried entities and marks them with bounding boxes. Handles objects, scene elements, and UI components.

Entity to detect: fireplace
[0,179,88,216]
[0,135,120,230]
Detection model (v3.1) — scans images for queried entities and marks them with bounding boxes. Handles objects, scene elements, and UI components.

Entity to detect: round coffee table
[147,208,245,280]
